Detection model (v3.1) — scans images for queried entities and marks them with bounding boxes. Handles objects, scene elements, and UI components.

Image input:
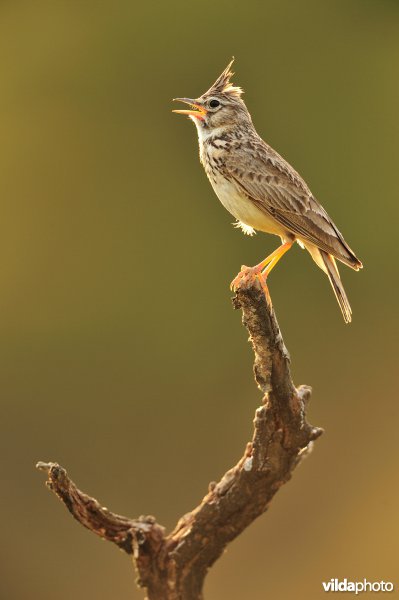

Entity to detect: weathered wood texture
[37,280,322,600]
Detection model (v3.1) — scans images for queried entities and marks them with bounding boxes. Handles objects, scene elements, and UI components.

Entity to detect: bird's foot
[230,266,272,305]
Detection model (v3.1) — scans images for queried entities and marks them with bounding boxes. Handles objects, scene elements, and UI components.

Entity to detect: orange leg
[253,242,293,273]
[260,241,293,277]
[230,241,293,302]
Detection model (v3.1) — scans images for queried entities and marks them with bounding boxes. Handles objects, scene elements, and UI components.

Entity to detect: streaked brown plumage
[173,59,362,322]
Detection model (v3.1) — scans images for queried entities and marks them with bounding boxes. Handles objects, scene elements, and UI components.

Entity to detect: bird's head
[173,59,251,134]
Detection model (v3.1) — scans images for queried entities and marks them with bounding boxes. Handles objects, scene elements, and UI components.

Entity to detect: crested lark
[173,60,362,323]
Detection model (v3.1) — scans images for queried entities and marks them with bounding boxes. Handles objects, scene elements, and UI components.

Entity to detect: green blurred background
[1,0,398,598]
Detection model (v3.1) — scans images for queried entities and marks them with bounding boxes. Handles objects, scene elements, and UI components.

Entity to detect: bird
[173,59,362,323]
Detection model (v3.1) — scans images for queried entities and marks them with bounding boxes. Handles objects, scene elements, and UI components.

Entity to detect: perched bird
[173,60,362,322]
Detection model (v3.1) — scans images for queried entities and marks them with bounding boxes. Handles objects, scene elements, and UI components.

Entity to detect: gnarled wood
[37,279,322,600]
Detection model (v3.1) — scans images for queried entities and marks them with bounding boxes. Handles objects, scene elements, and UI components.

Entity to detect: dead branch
[36,278,323,600]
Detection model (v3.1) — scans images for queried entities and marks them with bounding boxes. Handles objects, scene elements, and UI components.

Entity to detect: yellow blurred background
[1,1,398,598]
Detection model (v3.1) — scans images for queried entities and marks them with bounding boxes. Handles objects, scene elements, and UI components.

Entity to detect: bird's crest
[205,58,243,97]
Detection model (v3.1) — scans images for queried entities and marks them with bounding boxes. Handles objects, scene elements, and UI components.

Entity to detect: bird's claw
[230,265,250,291]
[230,266,272,306]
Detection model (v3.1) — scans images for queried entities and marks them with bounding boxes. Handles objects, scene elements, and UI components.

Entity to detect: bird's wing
[222,142,361,269]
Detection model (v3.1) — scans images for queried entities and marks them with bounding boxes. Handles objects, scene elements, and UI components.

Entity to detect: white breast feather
[233,221,255,235]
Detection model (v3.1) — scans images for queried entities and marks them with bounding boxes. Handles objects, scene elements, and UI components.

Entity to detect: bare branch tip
[36,461,54,472]
[310,426,324,441]
[297,385,313,405]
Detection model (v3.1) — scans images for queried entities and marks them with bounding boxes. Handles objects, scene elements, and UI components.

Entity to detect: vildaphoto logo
[322,579,394,594]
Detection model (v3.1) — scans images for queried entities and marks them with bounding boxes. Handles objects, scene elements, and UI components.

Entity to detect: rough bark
[37,277,323,600]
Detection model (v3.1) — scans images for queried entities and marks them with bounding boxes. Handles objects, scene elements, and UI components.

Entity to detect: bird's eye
[209,99,220,108]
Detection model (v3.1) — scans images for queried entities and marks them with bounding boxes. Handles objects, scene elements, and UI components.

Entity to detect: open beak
[172,98,207,121]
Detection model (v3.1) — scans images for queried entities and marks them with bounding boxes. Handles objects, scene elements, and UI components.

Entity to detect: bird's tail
[320,250,352,323]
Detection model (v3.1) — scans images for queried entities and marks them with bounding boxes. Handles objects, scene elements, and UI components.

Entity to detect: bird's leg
[253,242,293,274]
[231,242,293,303]
[260,241,293,277]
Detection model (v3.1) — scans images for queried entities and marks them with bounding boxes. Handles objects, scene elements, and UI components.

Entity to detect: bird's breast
[205,167,283,236]
[199,138,284,236]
